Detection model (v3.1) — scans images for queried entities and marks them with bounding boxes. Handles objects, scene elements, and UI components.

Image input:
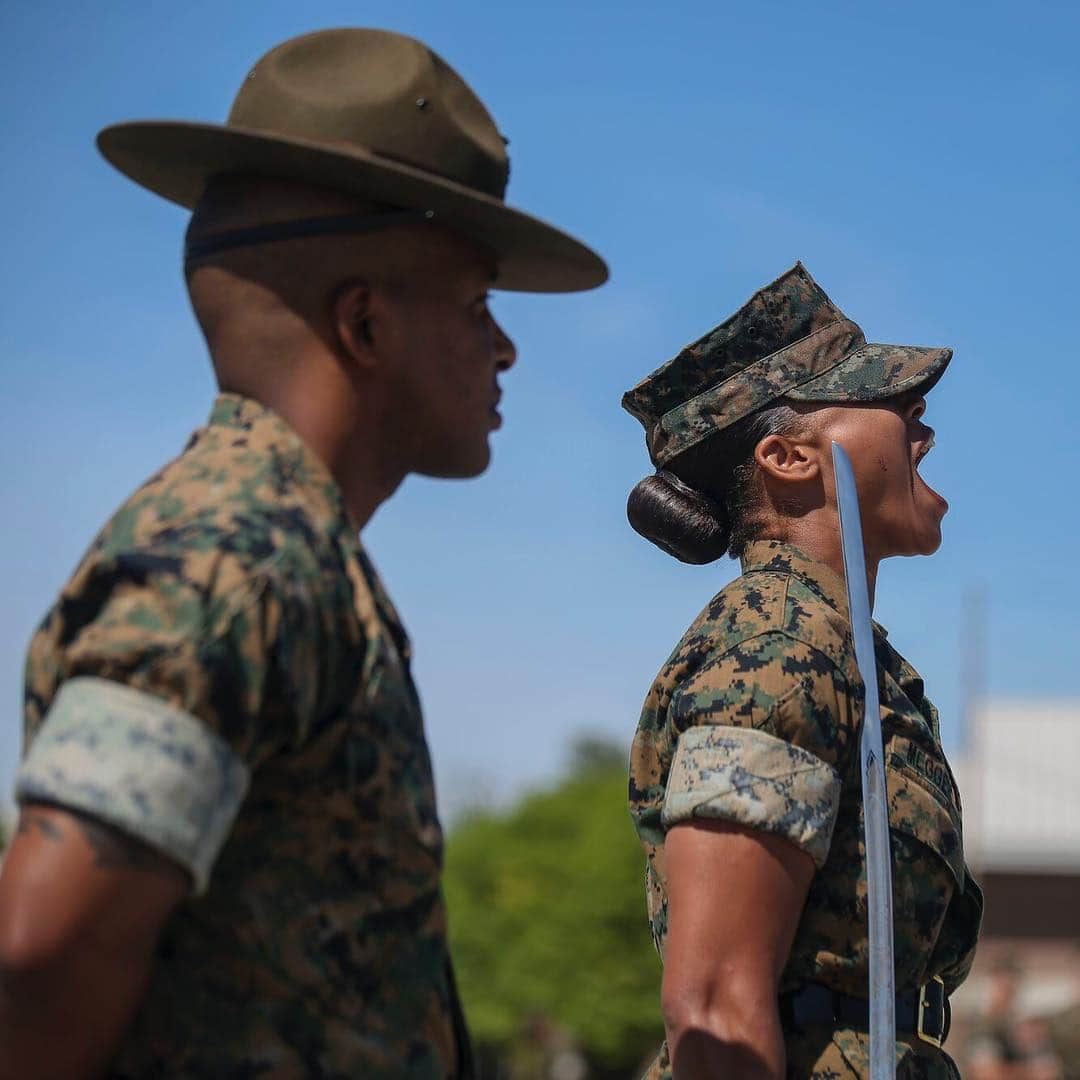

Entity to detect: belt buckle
[916,975,945,1048]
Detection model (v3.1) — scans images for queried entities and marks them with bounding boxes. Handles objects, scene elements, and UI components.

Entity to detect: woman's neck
[764,520,879,611]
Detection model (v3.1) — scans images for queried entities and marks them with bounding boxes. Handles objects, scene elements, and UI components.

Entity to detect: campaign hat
[622,262,951,466]
[97,28,607,293]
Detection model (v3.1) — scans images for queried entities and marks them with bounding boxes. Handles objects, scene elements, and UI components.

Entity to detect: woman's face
[811,390,946,561]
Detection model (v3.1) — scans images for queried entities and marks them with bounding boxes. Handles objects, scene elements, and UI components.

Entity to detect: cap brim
[786,342,952,402]
[97,120,608,294]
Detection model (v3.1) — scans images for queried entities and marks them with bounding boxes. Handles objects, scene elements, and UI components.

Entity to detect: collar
[740,540,851,617]
[740,540,890,640]
[205,393,356,539]
[205,394,411,657]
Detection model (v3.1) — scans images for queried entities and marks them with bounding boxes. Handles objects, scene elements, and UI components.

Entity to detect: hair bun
[626,471,730,564]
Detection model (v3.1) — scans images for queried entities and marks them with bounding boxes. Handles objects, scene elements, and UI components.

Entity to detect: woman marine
[623,263,981,1078]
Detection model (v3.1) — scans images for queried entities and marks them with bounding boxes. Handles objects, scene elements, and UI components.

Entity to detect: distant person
[1012,1017,1064,1080]
[966,956,1030,1076]
[1046,944,1080,1080]
[967,956,1066,1079]
[0,28,605,1077]
[967,954,1067,1080]
[622,263,981,1077]
[1047,1002,1080,1080]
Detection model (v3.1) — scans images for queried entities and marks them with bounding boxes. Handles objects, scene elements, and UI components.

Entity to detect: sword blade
[832,441,896,1079]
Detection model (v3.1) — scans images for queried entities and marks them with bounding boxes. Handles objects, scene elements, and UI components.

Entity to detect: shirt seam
[742,564,845,617]
[684,628,852,689]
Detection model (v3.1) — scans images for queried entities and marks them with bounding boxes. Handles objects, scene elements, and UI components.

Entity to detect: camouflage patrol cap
[622,262,952,467]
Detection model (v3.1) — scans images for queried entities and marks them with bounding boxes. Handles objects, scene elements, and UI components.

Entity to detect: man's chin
[416,444,492,480]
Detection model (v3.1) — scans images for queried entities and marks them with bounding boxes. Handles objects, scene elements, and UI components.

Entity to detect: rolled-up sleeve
[661,724,841,868]
[662,631,856,868]
[16,677,249,894]
[20,530,333,894]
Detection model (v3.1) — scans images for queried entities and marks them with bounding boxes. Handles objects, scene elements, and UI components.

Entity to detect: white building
[949,699,1080,1023]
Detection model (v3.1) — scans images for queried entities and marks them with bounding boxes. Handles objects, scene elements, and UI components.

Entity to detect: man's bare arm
[0,802,188,1079]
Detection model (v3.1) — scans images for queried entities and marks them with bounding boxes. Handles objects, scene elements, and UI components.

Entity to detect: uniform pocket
[885,735,964,887]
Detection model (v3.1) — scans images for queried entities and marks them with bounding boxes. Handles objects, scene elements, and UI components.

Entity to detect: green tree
[444,738,664,1077]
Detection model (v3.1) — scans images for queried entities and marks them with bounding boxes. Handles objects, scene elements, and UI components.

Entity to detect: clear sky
[2,0,1078,819]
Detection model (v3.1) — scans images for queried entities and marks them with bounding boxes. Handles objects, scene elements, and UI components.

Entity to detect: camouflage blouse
[18,395,469,1078]
[629,541,982,1079]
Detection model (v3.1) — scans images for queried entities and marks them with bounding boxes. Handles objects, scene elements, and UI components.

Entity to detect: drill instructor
[0,28,606,1078]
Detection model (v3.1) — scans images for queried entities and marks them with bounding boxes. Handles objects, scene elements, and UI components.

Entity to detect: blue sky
[2,0,1078,819]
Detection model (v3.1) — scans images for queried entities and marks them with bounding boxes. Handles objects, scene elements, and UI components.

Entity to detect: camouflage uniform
[629,542,982,1079]
[17,394,470,1078]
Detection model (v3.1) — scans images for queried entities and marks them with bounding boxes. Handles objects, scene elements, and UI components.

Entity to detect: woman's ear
[332,279,378,369]
[754,433,820,485]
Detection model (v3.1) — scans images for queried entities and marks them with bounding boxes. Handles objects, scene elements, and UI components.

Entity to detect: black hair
[626,402,801,564]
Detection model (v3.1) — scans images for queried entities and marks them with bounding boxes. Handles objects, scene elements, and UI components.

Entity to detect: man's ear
[332,280,378,369]
[754,433,820,485]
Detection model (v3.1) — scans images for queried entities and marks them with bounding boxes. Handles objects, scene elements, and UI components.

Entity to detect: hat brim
[785,342,952,403]
[97,121,608,294]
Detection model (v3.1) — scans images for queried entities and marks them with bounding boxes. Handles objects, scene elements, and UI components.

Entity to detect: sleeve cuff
[16,676,250,894]
[661,725,841,868]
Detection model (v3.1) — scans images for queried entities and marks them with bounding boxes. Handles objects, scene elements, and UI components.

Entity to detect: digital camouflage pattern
[18,676,250,894]
[629,541,982,1079]
[621,262,951,466]
[20,394,470,1078]
[662,725,841,870]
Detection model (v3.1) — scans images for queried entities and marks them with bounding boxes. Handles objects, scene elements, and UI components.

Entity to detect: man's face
[812,390,946,561]
[375,232,516,479]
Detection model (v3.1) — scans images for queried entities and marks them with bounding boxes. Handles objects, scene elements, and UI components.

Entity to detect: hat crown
[228,28,509,199]
[623,263,848,423]
[95,26,609,292]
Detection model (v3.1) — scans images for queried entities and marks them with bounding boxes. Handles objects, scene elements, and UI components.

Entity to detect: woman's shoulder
[675,565,852,675]
[639,566,861,775]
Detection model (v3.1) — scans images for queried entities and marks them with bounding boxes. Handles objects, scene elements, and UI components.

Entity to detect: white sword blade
[832,441,896,1079]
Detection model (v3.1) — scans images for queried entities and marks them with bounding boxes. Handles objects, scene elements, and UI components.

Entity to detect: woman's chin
[909,523,944,557]
[880,519,943,559]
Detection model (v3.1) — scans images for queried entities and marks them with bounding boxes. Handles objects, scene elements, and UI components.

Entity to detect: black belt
[779,976,950,1048]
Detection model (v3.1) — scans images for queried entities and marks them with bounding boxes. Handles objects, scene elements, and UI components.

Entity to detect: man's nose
[492,318,516,372]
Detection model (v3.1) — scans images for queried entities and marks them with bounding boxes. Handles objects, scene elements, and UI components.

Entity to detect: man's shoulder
[24,429,359,701]
[93,430,347,593]
[25,429,363,741]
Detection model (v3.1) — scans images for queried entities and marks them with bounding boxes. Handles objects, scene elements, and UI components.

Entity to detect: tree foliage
[444,738,664,1076]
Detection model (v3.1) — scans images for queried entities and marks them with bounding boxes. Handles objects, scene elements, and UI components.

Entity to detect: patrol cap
[96,28,607,294]
[622,262,952,466]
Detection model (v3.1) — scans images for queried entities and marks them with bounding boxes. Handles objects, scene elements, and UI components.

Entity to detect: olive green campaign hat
[97,28,608,293]
[622,262,951,466]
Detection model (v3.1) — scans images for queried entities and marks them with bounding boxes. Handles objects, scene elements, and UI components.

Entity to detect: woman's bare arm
[662,818,816,1079]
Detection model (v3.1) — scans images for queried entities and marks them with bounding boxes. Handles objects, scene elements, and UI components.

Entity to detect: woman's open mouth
[913,434,948,510]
